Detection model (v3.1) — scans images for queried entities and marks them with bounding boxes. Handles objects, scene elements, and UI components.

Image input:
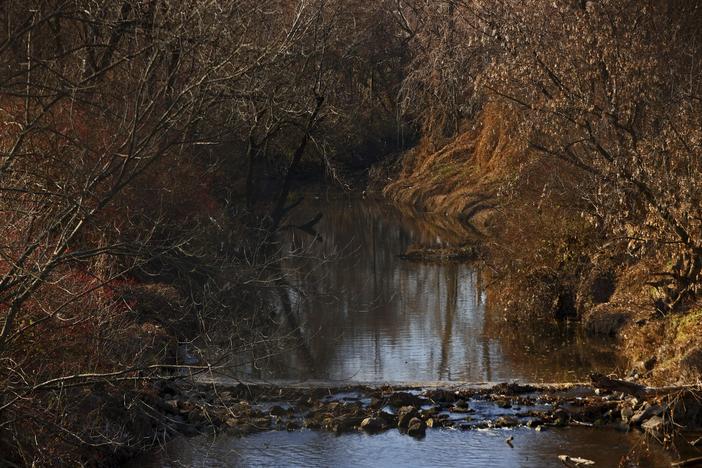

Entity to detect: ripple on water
[145,427,671,468]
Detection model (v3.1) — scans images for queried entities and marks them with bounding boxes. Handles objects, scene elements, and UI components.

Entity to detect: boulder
[680,348,702,380]
[630,403,665,426]
[552,408,569,427]
[330,416,364,434]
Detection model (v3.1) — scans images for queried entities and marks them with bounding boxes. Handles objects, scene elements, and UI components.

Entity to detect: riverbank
[376,101,702,389]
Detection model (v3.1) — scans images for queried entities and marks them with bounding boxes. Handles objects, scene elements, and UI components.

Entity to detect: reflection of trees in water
[277,196,492,381]
[482,303,626,382]
[260,195,483,380]
[274,267,317,373]
[438,264,457,380]
[238,194,622,383]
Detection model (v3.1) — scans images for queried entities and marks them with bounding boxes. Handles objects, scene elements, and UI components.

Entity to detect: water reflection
[234,193,621,383]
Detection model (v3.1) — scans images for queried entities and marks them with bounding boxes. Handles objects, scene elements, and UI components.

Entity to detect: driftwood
[590,373,701,399]
[558,455,595,467]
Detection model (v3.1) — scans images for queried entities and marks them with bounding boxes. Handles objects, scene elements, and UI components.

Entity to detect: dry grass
[384,101,526,224]
[383,95,702,385]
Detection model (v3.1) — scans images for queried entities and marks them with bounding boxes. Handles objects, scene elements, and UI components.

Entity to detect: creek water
[230,194,622,384]
[145,193,672,467]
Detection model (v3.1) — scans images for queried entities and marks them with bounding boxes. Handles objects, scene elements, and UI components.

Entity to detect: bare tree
[475,0,702,311]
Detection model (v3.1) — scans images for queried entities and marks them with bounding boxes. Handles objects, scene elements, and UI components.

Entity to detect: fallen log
[589,373,701,399]
[558,455,595,467]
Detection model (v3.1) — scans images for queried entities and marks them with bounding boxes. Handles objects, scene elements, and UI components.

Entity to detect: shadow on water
[231,192,623,384]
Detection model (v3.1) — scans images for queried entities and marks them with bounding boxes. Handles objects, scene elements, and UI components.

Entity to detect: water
[231,194,621,384]
[144,428,671,467]
[143,194,671,467]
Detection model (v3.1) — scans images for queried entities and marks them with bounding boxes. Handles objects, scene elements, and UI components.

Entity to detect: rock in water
[641,415,666,440]
[269,405,288,416]
[360,417,383,433]
[407,417,427,438]
[397,406,419,428]
[620,404,634,423]
[453,399,474,413]
[388,392,424,408]
[630,403,665,425]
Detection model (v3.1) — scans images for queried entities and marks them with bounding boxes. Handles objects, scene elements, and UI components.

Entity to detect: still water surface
[234,194,620,384]
[147,194,669,467]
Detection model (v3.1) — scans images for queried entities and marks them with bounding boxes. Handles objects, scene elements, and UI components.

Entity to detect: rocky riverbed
[145,378,702,457]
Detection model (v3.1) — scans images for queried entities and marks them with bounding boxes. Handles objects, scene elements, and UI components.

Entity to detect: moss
[645,308,702,383]
[671,308,702,345]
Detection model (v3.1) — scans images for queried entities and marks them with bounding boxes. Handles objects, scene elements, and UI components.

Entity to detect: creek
[143,193,671,467]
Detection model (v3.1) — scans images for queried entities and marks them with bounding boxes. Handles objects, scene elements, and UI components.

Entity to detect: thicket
[4,0,702,464]
[387,0,702,381]
[0,1,413,465]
